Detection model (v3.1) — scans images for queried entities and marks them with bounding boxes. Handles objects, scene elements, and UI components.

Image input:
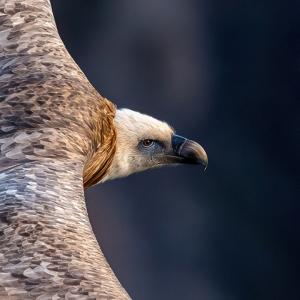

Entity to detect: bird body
[0,1,207,299]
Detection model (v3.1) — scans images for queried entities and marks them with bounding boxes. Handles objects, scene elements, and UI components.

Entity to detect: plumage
[0,0,127,298]
[0,1,207,299]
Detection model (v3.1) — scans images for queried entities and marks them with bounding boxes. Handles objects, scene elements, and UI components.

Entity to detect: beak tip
[198,151,208,171]
[202,159,208,171]
[179,140,208,169]
[171,134,208,170]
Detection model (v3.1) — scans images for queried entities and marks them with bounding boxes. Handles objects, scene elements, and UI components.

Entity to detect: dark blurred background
[51,1,298,299]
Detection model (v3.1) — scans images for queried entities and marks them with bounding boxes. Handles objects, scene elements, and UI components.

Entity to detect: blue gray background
[52,1,298,299]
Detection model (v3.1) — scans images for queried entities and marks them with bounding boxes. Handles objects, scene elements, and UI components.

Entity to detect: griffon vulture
[0,0,208,299]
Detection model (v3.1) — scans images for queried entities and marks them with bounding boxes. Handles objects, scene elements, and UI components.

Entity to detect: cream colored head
[102,109,208,182]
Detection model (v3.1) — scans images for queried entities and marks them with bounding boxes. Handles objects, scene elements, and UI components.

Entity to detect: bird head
[102,109,208,181]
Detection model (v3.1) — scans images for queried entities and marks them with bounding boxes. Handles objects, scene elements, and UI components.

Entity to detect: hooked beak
[170,134,208,169]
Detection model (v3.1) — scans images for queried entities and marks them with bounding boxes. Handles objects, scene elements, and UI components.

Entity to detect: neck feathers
[83,99,117,187]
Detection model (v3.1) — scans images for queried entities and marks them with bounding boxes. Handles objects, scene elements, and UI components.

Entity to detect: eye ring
[142,139,154,147]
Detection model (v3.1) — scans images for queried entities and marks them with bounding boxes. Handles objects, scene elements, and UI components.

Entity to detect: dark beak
[171,134,208,169]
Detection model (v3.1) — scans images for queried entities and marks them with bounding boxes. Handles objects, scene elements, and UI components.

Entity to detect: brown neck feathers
[83,99,117,188]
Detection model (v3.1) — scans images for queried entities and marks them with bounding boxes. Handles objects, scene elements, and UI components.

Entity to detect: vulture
[0,0,208,299]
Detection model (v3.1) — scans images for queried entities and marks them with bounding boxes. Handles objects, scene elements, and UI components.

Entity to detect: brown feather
[0,0,130,299]
[83,98,117,187]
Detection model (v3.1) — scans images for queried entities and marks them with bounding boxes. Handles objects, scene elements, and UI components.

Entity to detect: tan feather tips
[83,99,117,188]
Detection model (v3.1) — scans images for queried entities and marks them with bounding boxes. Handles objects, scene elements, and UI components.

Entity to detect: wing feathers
[0,1,128,298]
[0,161,129,299]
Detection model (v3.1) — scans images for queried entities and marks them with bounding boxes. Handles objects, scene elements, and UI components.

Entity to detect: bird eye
[142,139,154,147]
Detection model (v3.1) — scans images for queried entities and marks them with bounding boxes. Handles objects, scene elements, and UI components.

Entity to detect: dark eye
[142,139,154,147]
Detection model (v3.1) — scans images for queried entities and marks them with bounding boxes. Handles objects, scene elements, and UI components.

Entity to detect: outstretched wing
[0,0,129,299]
[0,0,116,186]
